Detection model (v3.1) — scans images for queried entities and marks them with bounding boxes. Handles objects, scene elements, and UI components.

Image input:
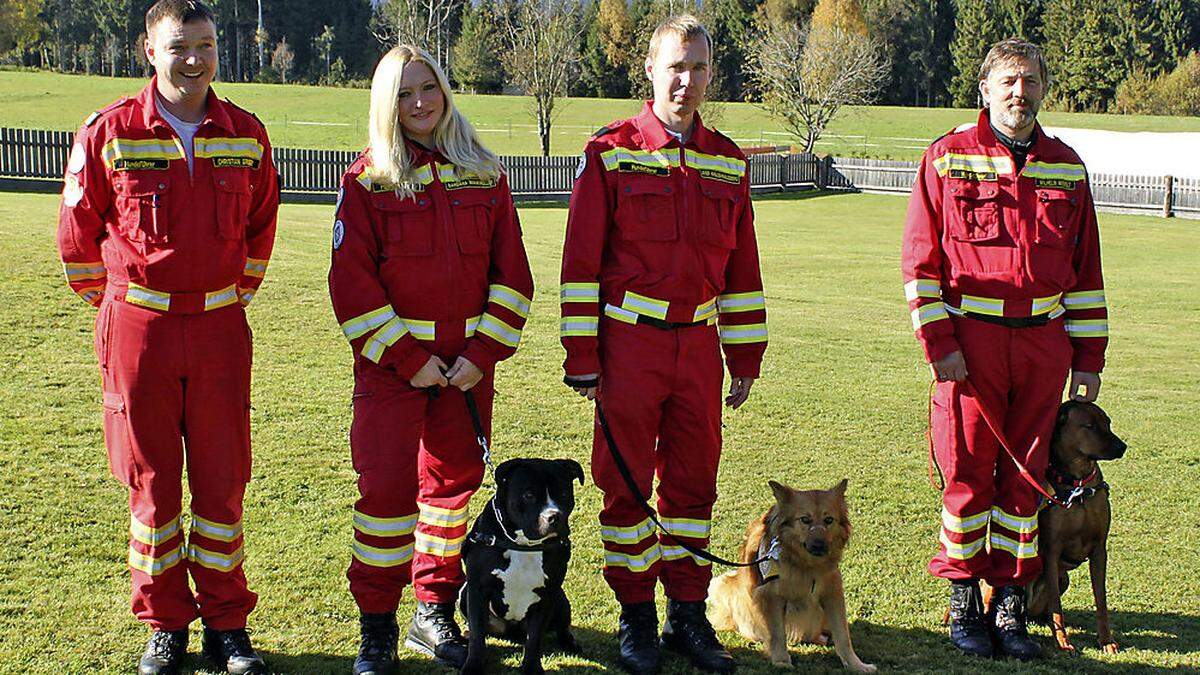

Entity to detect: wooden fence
[1,126,1194,217]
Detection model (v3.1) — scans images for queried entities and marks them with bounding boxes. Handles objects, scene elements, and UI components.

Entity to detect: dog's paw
[557,633,584,656]
[1101,641,1119,654]
[460,659,485,675]
[520,660,545,675]
[1055,637,1077,653]
[849,663,876,674]
[768,652,792,668]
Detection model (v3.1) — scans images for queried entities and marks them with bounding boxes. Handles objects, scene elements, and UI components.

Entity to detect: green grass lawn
[0,189,1197,673]
[5,70,1200,159]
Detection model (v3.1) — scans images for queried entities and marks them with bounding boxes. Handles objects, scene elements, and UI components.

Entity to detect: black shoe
[138,629,188,675]
[991,585,1042,661]
[405,600,467,669]
[661,600,735,673]
[617,602,662,675]
[202,627,266,674]
[948,580,994,658]
[355,612,400,675]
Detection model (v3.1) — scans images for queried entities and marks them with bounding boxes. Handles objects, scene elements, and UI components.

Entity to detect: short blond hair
[978,38,1051,88]
[647,14,712,62]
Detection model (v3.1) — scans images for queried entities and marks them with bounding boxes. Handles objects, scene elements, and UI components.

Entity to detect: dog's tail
[706,572,738,631]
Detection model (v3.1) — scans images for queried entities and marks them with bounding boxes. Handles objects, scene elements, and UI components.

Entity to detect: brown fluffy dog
[707,480,875,672]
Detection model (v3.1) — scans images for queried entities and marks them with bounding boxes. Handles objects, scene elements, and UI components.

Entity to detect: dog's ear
[768,480,792,504]
[831,478,848,497]
[494,459,519,492]
[558,459,585,485]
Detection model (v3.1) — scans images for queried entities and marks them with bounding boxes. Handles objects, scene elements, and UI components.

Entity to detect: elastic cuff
[385,344,433,381]
[564,374,598,389]
[461,339,500,373]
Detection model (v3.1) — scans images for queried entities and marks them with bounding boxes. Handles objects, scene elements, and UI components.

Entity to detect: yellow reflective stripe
[64,261,106,281]
[604,544,662,572]
[414,532,466,557]
[341,306,397,341]
[561,315,600,337]
[941,508,989,535]
[78,284,105,304]
[402,317,437,340]
[904,278,941,302]
[488,284,531,319]
[684,149,747,177]
[932,152,1014,177]
[718,322,768,345]
[361,317,408,362]
[560,282,600,303]
[717,292,765,313]
[193,137,264,160]
[622,291,670,320]
[1023,161,1086,182]
[693,297,718,321]
[128,542,185,576]
[938,531,986,560]
[101,137,184,166]
[354,510,417,537]
[959,294,1004,316]
[477,312,522,347]
[418,502,470,528]
[243,258,268,278]
[130,513,182,547]
[125,283,170,311]
[1063,290,1106,310]
[990,507,1038,535]
[912,303,949,329]
[190,513,243,543]
[661,545,713,566]
[989,532,1038,559]
[352,540,414,567]
[600,147,680,171]
[1065,319,1109,337]
[238,287,256,305]
[603,304,639,324]
[355,171,373,191]
[186,543,245,572]
[465,314,482,337]
[1031,294,1063,315]
[204,285,238,311]
[600,518,656,545]
[660,517,711,538]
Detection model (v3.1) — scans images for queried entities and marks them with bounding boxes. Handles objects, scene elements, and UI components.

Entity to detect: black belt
[958,311,1051,328]
[635,314,710,330]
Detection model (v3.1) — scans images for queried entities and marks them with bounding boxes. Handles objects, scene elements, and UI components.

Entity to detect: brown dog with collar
[1027,400,1127,653]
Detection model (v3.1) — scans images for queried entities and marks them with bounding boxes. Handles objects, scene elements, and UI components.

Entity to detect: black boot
[661,600,735,674]
[948,580,994,658]
[617,602,662,675]
[405,600,468,669]
[202,627,266,674]
[354,612,399,675]
[991,585,1042,660]
[138,629,188,675]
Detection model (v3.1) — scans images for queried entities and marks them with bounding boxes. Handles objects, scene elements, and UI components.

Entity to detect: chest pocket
[699,181,742,250]
[113,174,170,244]
[213,168,252,240]
[616,176,678,242]
[449,189,496,255]
[1035,189,1080,249]
[374,191,434,256]
[948,183,1003,243]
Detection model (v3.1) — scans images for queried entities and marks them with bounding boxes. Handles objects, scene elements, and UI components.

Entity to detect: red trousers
[930,315,1071,586]
[346,355,490,613]
[593,318,724,604]
[97,299,256,631]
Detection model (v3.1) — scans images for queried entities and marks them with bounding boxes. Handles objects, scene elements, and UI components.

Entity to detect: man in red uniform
[560,15,767,674]
[902,39,1108,661]
[57,2,278,673]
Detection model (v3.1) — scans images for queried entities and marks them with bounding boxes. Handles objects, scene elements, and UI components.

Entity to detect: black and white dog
[459,458,585,674]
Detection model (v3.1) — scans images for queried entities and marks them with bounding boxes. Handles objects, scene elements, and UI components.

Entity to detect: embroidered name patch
[212,157,260,169]
[697,168,741,185]
[618,162,670,177]
[112,158,170,171]
[1035,178,1078,190]
[443,175,498,190]
[949,168,997,182]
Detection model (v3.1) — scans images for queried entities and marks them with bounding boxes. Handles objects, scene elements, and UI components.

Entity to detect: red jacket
[902,109,1109,373]
[58,78,279,311]
[328,144,534,380]
[560,102,767,379]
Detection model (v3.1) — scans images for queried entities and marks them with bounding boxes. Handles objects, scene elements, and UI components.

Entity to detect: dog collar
[479,498,567,552]
[1049,464,1100,489]
[1046,465,1107,509]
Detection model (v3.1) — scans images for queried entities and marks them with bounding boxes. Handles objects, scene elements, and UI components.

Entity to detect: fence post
[1164,175,1174,218]
[778,153,786,189]
[818,155,830,190]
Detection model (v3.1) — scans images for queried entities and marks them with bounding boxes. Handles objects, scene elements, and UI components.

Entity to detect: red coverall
[328,144,533,611]
[902,109,1109,586]
[57,78,279,631]
[561,102,767,604]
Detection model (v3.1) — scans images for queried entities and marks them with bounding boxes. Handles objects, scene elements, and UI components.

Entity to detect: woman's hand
[445,356,484,391]
[410,355,449,388]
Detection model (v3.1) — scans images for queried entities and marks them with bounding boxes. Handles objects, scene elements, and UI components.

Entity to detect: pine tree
[1043,0,1122,111]
[451,1,504,93]
[948,0,1002,107]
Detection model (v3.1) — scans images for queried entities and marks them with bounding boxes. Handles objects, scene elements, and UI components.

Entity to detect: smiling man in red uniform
[56,2,278,673]
[902,39,1108,661]
[560,15,767,675]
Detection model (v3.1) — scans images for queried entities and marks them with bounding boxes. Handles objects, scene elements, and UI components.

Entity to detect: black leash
[595,400,777,570]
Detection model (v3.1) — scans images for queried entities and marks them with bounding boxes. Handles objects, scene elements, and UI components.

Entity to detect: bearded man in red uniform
[560,15,767,675]
[57,2,278,673]
[902,39,1109,661]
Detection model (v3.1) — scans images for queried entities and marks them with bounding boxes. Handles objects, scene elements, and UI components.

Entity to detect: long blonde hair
[367,44,502,198]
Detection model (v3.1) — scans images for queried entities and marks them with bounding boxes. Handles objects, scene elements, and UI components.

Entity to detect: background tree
[1,0,46,65]
[995,0,1041,41]
[272,37,294,83]
[313,24,335,82]
[701,0,756,101]
[948,0,1001,107]
[372,0,463,70]
[1043,0,1122,111]
[578,0,635,97]
[452,1,504,93]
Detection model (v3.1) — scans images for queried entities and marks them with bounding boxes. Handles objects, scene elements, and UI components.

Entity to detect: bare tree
[272,37,294,83]
[372,0,462,69]
[497,0,583,156]
[747,22,889,153]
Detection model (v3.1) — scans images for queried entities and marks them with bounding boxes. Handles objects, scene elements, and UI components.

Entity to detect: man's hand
[410,355,449,389]
[1068,371,1101,402]
[445,356,484,391]
[725,377,755,409]
[930,351,968,382]
[569,373,598,401]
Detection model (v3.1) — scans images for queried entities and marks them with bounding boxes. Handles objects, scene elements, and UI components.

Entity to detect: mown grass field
[1,189,1198,674]
[4,70,1200,159]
